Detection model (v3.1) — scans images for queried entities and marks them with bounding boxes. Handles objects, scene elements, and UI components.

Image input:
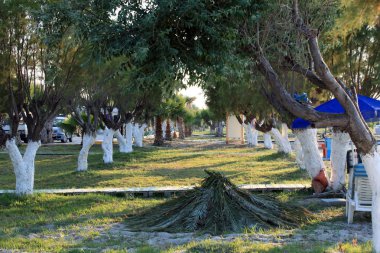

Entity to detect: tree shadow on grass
[255,152,292,162]
[184,240,341,253]
[141,153,205,164]
[145,161,238,182]
[0,193,161,238]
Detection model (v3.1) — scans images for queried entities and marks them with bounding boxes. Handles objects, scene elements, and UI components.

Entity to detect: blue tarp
[292,95,380,129]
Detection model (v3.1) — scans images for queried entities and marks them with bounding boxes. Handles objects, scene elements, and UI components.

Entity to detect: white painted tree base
[294,137,306,170]
[362,150,380,253]
[6,138,41,195]
[330,131,350,190]
[125,123,134,152]
[252,127,258,147]
[270,128,292,154]
[102,128,115,164]
[263,132,273,149]
[115,130,132,153]
[77,134,96,171]
[244,123,253,147]
[133,123,147,147]
[294,128,325,178]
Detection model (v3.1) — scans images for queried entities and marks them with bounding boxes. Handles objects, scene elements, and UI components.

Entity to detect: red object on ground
[312,169,329,193]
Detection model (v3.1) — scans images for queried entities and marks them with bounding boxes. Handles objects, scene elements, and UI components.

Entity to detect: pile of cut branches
[126,171,311,235]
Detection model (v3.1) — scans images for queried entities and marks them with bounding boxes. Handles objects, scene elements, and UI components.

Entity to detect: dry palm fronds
[126,170,311,235]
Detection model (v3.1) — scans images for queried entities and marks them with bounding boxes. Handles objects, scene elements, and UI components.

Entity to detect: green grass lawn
[0,139,310,189]
[0,193,371,253]
[0,138,371,252]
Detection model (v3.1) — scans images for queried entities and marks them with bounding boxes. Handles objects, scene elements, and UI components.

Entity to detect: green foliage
[324,24,380,98]
[329,0,380,38]
[58,116,78,136]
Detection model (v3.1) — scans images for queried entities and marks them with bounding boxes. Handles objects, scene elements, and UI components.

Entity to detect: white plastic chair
[346,163,372,223]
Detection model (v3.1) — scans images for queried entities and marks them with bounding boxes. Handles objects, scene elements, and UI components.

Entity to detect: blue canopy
[292,95,380,129]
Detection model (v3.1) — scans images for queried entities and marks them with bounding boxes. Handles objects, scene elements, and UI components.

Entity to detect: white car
[2,123,28,143]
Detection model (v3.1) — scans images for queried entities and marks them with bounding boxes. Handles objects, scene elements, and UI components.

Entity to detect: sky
[179,86,207,109]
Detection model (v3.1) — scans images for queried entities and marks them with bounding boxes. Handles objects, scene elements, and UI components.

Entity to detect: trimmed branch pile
[126,171,311,235]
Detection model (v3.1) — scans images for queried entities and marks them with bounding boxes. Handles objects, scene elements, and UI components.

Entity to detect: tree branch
[282,56,327,90]
[256,52,349,128]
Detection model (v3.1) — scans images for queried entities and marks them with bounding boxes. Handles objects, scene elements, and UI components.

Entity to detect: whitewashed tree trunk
[6,138,41,195]
[281,123,289,142]
[270,128,292,154]
[361,150,380,252]
[134,123,147,147]
[77,133,96,172]
[132,124,138,144]
[294,128,325,178]
[263,132,273,149]
[125,123,133,152]
[115,129,131,153]
[330,130,350,191]
[162,121,166,138]
[244,123,252,146]
[102,128,115,164]
[294,137,306,170]
[251,124,258,147]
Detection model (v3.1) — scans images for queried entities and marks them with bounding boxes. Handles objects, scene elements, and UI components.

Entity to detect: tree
[245,1,380,250]
[325,24,380,98]
[57,1,380,249]
[169,95,187,140]
[0,1,82,194]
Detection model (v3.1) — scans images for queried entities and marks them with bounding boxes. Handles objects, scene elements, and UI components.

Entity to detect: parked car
[52,127,72,143]
[18,123,28,143]
[1,123,28,143]
[53,116,67,127]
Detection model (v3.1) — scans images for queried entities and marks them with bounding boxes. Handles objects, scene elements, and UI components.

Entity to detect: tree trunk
[115,129,131,153]
[165,118,172,141]
[162,121,166,139]
[281,123,289,141]
[270,128,292,154]
[185,125,192,137]
[154,116,164,146]
[263,132,273,149]
[132,123,138,145]
[294,136,306,170]
[361,149,380,252]
[330,130,350,191]
[125,122,134,151]
[40,119,53,144]
[216,121,223,137]
[77,133,96,172]
[134,123,146,147]
[210,122,216,135]
[6,138,41,195]
[101,128,115,164]
[177,117,185,139]
[244,123,252,146]
[294,128,329,193]
[251,123,258,146]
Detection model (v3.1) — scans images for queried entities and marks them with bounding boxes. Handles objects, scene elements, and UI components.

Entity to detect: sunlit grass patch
[0,138,309,189]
